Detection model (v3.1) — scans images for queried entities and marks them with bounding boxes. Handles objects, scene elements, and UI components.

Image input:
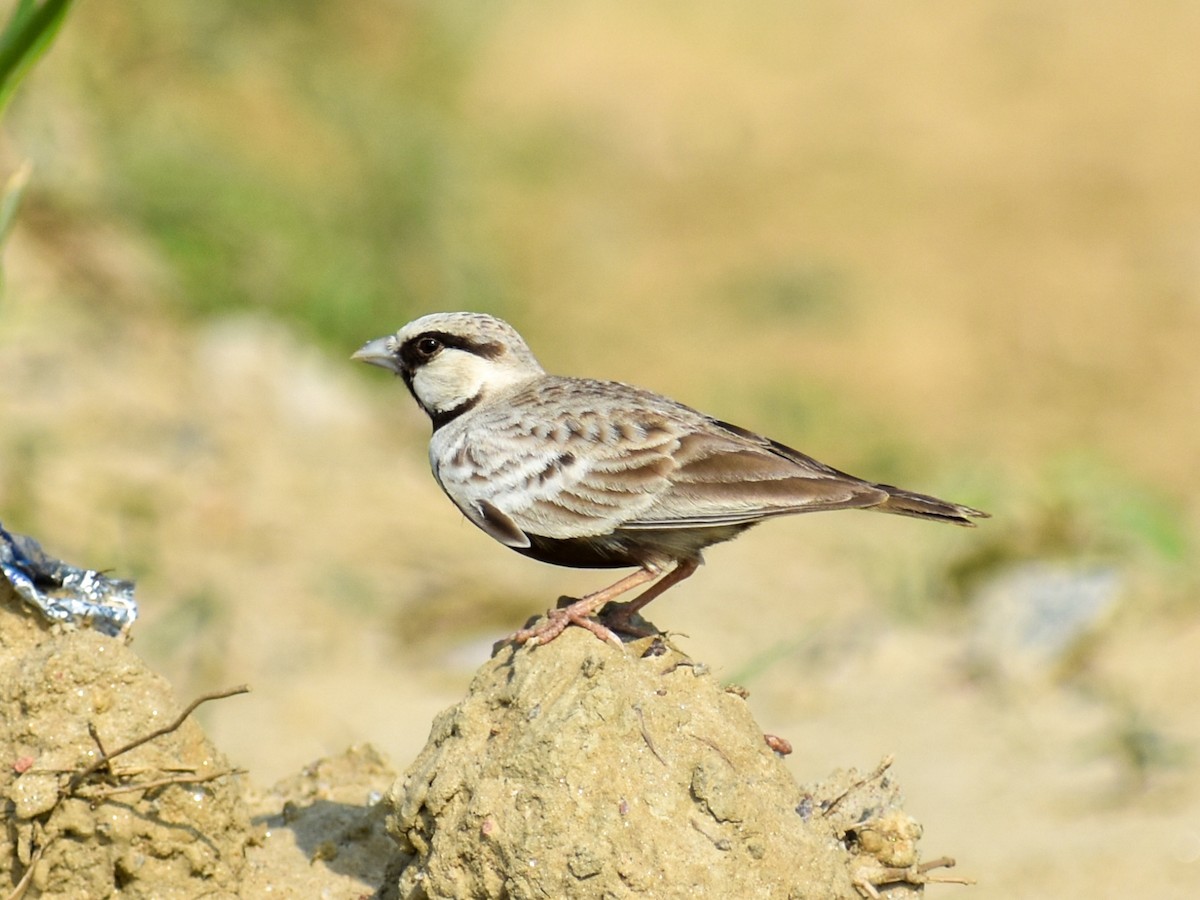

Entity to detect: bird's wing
[433,380,885,542]
[620,418,887,529]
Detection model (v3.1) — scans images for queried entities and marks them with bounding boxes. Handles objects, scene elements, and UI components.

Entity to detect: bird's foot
[508,597,623,649]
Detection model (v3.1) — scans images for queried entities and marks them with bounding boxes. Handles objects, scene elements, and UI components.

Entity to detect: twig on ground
[77,767,247,802]
[5,684,250,900]
[67,683,249,792]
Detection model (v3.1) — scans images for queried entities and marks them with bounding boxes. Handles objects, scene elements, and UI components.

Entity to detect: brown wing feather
[624,421,888,528]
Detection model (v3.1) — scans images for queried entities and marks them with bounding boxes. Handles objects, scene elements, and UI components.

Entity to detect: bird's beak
[352,336,402,374]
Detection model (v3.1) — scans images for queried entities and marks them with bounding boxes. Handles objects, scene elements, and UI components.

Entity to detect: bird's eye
[415,336,442,358]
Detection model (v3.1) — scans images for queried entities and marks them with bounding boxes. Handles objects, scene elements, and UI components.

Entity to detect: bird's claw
[509,603,624,649]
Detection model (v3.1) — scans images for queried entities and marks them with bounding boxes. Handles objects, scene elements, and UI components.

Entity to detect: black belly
[514,523,758,570]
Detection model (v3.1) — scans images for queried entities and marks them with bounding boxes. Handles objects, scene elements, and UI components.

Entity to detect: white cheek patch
[411,347,537,416]
[411,350,489,414]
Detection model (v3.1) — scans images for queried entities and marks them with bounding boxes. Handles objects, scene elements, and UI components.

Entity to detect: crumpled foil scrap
[0,522,138,637]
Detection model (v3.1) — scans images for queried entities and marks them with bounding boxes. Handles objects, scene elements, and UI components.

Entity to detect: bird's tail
[874,484,989,526]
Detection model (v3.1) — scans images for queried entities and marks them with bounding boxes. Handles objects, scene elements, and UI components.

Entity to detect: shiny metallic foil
[0,523,138,637]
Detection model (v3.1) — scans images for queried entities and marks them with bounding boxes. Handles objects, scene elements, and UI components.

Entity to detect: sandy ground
[1,280,1197,897]
[1,576,972,899]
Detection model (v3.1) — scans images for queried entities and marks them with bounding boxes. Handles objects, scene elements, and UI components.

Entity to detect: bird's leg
[509,566,662,648]
[601,557,700,636]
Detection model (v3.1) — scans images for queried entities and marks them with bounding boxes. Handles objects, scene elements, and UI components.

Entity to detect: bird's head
[353,312,544,428]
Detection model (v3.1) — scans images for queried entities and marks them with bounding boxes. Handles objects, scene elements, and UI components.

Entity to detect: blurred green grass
[69,1,511,346]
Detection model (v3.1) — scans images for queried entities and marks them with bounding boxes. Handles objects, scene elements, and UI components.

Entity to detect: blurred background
[1,1,1198,896]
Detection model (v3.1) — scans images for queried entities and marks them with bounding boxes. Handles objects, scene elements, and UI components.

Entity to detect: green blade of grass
[0,0,75,117]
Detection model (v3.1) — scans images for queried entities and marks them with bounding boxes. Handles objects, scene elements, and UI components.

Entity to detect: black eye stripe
[399,331,505,369]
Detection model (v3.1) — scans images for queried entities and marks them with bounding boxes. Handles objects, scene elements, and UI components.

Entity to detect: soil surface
[383,628,959,899]
[1,581,398,899]
[3,585,960,898]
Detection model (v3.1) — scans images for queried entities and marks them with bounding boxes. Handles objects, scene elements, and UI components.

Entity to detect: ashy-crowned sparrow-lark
[354,312,987,647]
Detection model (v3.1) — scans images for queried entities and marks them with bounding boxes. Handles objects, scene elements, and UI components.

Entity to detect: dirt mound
[0,583,396,899]
[382,629,961,899]
[240,744,398,897]
[0,583,248,898]
[3,580,960,898]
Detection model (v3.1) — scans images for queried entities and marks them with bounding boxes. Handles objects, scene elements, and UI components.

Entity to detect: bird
[353,312,987,647]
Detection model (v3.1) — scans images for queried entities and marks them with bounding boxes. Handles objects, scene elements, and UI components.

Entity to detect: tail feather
[873,484,989,526]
